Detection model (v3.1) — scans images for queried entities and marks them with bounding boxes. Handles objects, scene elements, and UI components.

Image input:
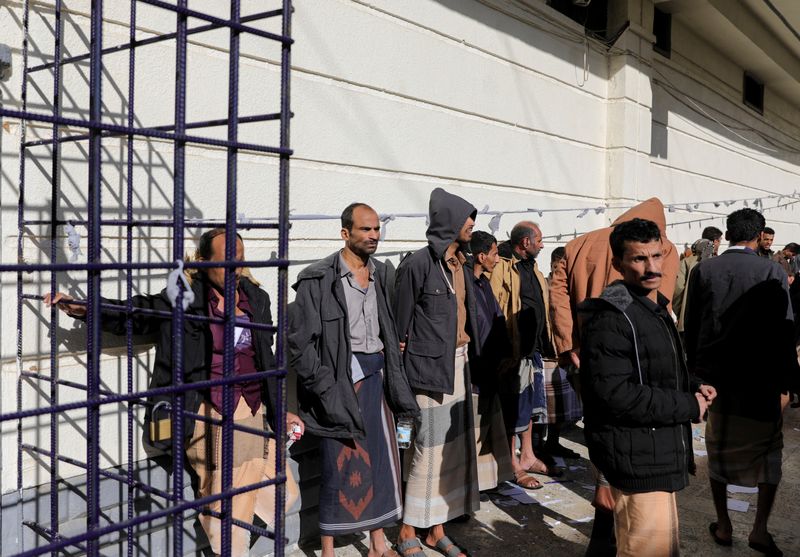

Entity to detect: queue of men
[44,190,800,557]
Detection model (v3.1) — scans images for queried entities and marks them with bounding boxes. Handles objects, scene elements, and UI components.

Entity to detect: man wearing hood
[393,188,479,557]
[579,218,714,557]
[548,198,680,556]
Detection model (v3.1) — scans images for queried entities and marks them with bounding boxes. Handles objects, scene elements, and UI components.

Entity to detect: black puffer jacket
[393,188,480,394]
[579,281,701,493]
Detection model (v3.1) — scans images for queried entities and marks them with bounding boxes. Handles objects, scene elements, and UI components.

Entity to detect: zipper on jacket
[656,314,687,470]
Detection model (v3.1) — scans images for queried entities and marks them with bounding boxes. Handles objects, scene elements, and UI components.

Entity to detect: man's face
[205,234,244,291]
[523,226,544,259]
[342,206,380,257]
[712,238,721,255]
[458,217,475,244]
[760,233,774,251]
[551,256,564,276]
[478,242,500,273]
[612,239,663,293]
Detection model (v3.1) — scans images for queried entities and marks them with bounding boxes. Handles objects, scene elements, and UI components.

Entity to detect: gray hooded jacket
[393,188,480,394]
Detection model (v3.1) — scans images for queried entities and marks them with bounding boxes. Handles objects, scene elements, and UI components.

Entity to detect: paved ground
[288,407,800,556]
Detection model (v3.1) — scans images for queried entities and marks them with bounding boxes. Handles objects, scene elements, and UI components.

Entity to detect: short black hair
[784,243,800,255]
[726,208,765,244]
[510,222,536,247]
[701,226,723,241]
[197,228,244,260]
[470,231,497,257]
[551,246,566,263]
[610,218,662,258]
[340,202,372,231]
[763,226,775,235]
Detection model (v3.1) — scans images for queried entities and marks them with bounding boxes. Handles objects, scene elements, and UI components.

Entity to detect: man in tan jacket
[489,221,561,490]
[548,198,679,557]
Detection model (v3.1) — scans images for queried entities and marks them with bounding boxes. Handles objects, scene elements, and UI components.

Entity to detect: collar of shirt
[725,246,757,255]
[339,252,375,281]
[208,283,253,319]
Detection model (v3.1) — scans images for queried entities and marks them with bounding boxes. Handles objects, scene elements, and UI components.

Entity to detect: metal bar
[124,2,137,554]
[171,0,188,553]
[0,258,290,273]
[220,2,241,549]
[21,218,281,229]
[85,1,104,554]
[274,2,294,552]
[23,112,285,148]
[0,107,292,155]
[136,0,292,44]
[48,5,64,552]
[27,10,284,73]
[201,509,276,540]
[13,475,286,557]
[0,368,288,423]
[21,294,279,332]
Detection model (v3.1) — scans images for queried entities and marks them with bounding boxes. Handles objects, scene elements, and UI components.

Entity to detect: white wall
[2,0,800,494]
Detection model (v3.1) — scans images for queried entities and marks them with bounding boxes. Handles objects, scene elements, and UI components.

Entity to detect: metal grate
[0,1,293,555]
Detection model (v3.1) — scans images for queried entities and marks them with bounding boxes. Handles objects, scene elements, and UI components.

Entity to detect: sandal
[513,470,543,490]
[396,537,426,556]
[708,522,732,547]
[424,534,469,557]
[526,458,564,477]
[748,533,783,557]
[382,551,401,557]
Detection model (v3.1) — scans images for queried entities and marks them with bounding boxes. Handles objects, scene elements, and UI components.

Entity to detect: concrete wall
[2,0,800,552]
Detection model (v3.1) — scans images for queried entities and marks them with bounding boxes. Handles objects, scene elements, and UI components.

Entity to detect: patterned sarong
[705,404,783,486]
[318,356,403,536]
[403,345,479,527]
[542,361,583,424]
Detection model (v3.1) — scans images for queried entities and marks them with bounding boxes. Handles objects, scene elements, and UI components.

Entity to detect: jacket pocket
[650,426,680,468]
[420,286,448,317]
[407,340,445,358]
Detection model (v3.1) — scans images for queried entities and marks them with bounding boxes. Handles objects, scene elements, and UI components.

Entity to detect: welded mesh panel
[0,1,293,555]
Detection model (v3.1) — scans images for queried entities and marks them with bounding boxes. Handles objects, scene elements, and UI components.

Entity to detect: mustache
[641,273,662,280]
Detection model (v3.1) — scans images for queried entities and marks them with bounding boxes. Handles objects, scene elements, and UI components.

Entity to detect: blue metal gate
[0,1,293,555]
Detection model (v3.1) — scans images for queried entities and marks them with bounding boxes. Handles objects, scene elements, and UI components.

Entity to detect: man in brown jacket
[548,198,679,557]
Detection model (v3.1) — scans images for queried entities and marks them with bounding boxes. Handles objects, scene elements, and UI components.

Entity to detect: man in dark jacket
[288,203,418,557]
[393,187,479,557]
[685,209,800,555]
[46,229,302,557]
[579,218,714,557]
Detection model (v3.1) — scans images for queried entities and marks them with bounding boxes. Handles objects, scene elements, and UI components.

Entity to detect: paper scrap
[498,483,539,504]
[693,449,708,456]
[727,485,758,494]
[570,516,594,524]
[727,498,750,512]
[539,499,564,507]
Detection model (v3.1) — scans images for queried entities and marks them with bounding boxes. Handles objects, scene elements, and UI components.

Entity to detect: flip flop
[382,551,401,557]
[708,522,732,546]
[514,470,543,490]
[526,458,564,477]
[424,535,470,557]
[748,533,783,557]
[396,537,426,556]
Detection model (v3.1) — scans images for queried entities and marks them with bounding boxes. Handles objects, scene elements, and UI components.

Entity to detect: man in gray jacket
[289,203,419,557]
[685,209,799,555]
[394,188,479,557]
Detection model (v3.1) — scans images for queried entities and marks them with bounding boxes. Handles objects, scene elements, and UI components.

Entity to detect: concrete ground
[288,407,800,556]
